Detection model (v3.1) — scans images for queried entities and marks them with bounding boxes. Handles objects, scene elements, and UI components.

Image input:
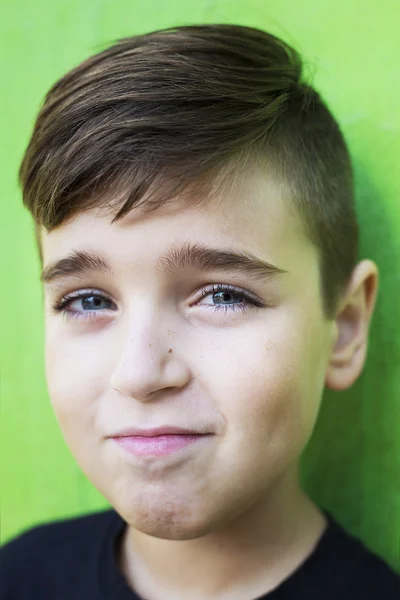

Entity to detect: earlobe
[325,260,379,392]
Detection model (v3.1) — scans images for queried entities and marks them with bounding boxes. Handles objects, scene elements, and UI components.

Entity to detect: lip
[109,426,214,457]
[110,425,212,438]
[113,434,210,456]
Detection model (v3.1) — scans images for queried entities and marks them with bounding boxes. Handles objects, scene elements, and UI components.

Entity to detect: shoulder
[0,509,121,599]
[323,515,400,598]
[0,508,118,560]
[348,541,400,597]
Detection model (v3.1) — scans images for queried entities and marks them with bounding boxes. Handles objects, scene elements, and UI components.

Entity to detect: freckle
[168,348,173,353]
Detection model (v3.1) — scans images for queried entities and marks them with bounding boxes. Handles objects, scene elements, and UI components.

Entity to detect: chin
[117,491,222,541]
[135,519,211,541]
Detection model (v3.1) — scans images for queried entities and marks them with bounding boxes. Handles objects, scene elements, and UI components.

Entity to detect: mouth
[109,426,214,457]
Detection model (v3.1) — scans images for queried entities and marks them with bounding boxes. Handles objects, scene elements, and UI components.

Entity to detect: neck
[117,467,327,600]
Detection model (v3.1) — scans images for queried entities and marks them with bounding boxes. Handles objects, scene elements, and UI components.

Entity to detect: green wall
[1,0,399,572]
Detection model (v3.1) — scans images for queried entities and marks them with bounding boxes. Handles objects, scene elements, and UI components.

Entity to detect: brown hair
[19,23,358,317]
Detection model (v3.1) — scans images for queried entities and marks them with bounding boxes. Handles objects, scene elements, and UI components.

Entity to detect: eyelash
[52,284,264,322]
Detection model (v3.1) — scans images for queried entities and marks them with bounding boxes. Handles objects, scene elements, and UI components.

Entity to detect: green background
[1,0,399,573]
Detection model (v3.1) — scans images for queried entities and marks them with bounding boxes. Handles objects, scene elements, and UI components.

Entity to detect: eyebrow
[41,243,287,285]
[41,250,114,284]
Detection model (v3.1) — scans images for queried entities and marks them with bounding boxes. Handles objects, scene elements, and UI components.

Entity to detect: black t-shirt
[1,508,399,599]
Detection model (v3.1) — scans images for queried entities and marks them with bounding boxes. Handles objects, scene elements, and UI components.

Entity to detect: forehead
[41,170,310,266]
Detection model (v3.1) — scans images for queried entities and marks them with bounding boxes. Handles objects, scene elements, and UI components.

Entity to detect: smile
[112,433,213,457]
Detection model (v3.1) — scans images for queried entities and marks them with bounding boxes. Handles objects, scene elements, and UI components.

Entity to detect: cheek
[44,328,107,432]
[208,319,327,462]
[44,330,113,487]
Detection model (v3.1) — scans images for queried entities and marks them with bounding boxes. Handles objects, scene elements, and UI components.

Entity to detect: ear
[325,260,379,391]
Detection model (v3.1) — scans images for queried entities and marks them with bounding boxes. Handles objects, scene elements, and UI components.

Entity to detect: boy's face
[41,172,337,539]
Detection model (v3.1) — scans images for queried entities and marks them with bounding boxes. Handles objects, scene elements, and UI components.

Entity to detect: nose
[109,311,191,402]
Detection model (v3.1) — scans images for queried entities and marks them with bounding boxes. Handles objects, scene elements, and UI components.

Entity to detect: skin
[41,171,378,600]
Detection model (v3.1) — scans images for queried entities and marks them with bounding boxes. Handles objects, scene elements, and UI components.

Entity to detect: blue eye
[198,284,262,314]
[80,295,112,311]
[52,290,115,321]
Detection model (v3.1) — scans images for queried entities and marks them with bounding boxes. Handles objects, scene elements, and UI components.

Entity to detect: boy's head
[20,24,377,539]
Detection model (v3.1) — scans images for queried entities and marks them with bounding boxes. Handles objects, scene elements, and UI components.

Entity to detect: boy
[1,23,399,599]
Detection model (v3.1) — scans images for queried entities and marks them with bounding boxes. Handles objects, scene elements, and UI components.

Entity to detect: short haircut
[19,23,358,317]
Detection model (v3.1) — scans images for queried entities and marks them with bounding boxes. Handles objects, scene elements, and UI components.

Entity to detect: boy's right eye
[52,289,116,321]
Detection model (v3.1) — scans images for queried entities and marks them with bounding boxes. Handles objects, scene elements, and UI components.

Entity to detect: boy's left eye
[197,283,263,314]
[52,283,264,321]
